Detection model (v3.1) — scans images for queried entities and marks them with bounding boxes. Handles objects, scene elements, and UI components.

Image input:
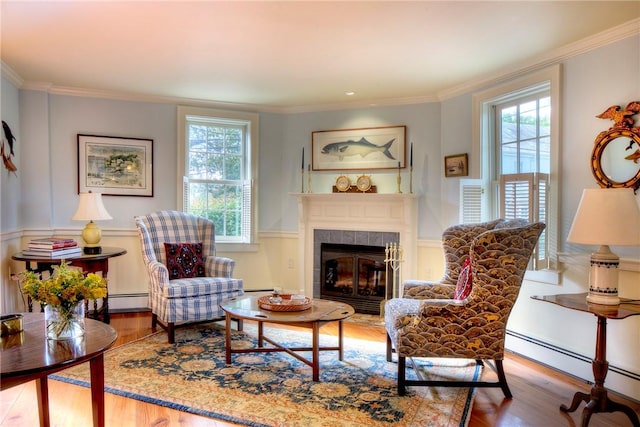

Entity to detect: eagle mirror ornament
[591,101,640,193]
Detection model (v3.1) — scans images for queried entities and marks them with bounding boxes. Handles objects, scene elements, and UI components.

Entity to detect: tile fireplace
[296,193,418,312]
[317,234,397,314]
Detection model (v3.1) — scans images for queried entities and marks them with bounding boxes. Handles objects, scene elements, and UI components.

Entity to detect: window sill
[216,242,259,253]
[524,268,562,285]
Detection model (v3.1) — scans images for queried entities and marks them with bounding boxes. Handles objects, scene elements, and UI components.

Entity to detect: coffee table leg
[258,321,264,347]
[312,322,320,381]
[36,376,50,427]
[225,313,232,364]
[338,320,344,361]
[89,354,105,427]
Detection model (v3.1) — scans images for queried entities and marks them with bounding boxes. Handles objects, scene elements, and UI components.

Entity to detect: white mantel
[295,193,418,296]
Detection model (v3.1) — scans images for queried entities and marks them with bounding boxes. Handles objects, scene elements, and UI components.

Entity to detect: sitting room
[1,2,639,426]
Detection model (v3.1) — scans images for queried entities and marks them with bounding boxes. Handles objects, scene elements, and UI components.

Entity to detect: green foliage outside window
[187,122,245,238]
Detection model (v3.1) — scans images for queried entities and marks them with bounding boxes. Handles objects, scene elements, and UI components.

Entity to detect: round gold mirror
[591,128,640,192]
[591,101,640,193]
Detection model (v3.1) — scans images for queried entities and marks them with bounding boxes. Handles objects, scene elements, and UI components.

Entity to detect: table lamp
[567,188,640,305]
[72,191,113,254]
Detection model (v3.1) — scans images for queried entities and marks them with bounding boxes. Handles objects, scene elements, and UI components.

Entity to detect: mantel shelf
[291,192,418,199]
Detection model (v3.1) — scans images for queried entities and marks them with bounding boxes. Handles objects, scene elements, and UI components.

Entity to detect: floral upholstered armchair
[135,210,244,343]
[384,219,545,397]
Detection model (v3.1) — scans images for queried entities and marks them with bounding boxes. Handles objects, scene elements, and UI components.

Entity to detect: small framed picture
[78,134,154,196]
[444,153,468,177]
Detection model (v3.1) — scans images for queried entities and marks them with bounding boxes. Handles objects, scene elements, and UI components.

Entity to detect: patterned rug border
[51,324,479,427]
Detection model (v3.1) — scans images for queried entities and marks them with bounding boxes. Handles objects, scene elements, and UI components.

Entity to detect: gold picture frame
[444,153,468,177]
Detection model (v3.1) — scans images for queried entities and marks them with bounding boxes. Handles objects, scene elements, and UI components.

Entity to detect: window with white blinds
[500,173,548,268]
[464,65,560,273]
[177,106,258,245]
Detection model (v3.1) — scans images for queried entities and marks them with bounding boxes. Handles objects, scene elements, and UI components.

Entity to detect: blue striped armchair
[135,210,244,343]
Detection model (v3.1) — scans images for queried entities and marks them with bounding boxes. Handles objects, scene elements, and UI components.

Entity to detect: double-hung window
[497,94,550,269]
[463,65,560,276]
[177,106,258,247]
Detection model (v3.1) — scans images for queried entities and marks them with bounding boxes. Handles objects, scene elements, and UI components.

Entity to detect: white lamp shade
[567,188,640,246]
[71,192,113,221]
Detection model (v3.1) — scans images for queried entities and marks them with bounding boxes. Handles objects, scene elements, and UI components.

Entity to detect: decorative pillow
[164,242,205,280]
[454,257,473,300]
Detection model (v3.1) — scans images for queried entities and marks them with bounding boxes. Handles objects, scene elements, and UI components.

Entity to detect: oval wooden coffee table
[220,295,355,381]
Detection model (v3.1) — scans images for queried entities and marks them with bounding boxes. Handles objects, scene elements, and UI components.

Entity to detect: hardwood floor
[1,312,638,426]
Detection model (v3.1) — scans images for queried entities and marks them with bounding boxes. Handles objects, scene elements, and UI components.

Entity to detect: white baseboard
[506,330,640,402]
[109,293,148,311]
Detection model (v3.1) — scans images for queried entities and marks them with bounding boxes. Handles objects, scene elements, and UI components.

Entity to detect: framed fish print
[311,125,406,171]
[78,134,153,196]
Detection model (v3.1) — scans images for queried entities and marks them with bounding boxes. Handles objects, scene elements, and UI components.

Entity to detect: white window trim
[177,106,259,252]
[471,64,561,284]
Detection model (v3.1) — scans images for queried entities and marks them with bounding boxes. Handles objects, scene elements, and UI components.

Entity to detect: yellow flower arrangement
[20,261,107,337]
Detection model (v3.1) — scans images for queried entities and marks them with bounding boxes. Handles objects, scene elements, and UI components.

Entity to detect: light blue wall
[0,77,20,231]
[265,103,441,238]
[9,93,443,238]
[47,96,177,228]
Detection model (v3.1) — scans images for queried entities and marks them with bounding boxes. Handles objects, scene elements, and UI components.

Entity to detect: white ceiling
[2,1,639,112]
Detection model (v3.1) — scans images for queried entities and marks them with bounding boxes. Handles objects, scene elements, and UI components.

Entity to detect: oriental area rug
[51,322,480,427]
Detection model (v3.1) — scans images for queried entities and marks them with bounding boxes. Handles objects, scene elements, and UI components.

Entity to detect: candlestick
[301,147,305,170]
[301,168,305,193]
[307,163,312,193]
[410,165,413,194]
[410,142,413,167]
[397,163,402,194]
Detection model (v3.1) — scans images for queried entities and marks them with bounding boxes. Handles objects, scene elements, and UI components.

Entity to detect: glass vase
[44,302,85,340]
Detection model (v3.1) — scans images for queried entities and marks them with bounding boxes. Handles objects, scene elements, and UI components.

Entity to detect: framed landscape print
[311,125,406,171]
[444,153,469,177]
[78,134,154,196]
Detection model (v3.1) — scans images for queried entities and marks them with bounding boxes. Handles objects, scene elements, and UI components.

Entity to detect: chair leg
[496,359,513,399]
[398,355,407,396]
[167,322,175,344]
[386,333,393,362]
[236,318,243,331]
[151,313,158,328]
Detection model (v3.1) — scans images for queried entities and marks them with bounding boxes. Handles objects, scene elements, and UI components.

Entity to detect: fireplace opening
[320,243,387,314]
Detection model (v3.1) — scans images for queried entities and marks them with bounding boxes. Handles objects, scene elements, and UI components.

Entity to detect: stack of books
[21,237,83,258]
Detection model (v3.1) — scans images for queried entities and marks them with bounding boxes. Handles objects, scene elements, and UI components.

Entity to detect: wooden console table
[12,247,126,323]
[1,312,117,427]
[532,292,640,427]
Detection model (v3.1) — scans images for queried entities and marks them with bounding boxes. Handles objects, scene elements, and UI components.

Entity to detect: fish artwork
[321,137,396,161]
[1,120,17,175]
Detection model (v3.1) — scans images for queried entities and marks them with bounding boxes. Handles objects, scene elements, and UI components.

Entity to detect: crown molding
[1,61,24,88]
[7,18,639,113]
[437,18,640,101]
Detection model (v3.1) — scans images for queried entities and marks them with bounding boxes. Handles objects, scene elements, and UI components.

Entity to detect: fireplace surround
[296,193,418,308]
[317,236,397,314]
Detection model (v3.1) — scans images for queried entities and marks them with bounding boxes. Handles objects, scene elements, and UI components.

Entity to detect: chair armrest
[205,256,236,278]
[146,260,170,289]
[402,280,456,299]
[384,298,422,331]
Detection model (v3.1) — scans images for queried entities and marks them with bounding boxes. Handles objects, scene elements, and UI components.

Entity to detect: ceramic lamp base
[586,245,620,306]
